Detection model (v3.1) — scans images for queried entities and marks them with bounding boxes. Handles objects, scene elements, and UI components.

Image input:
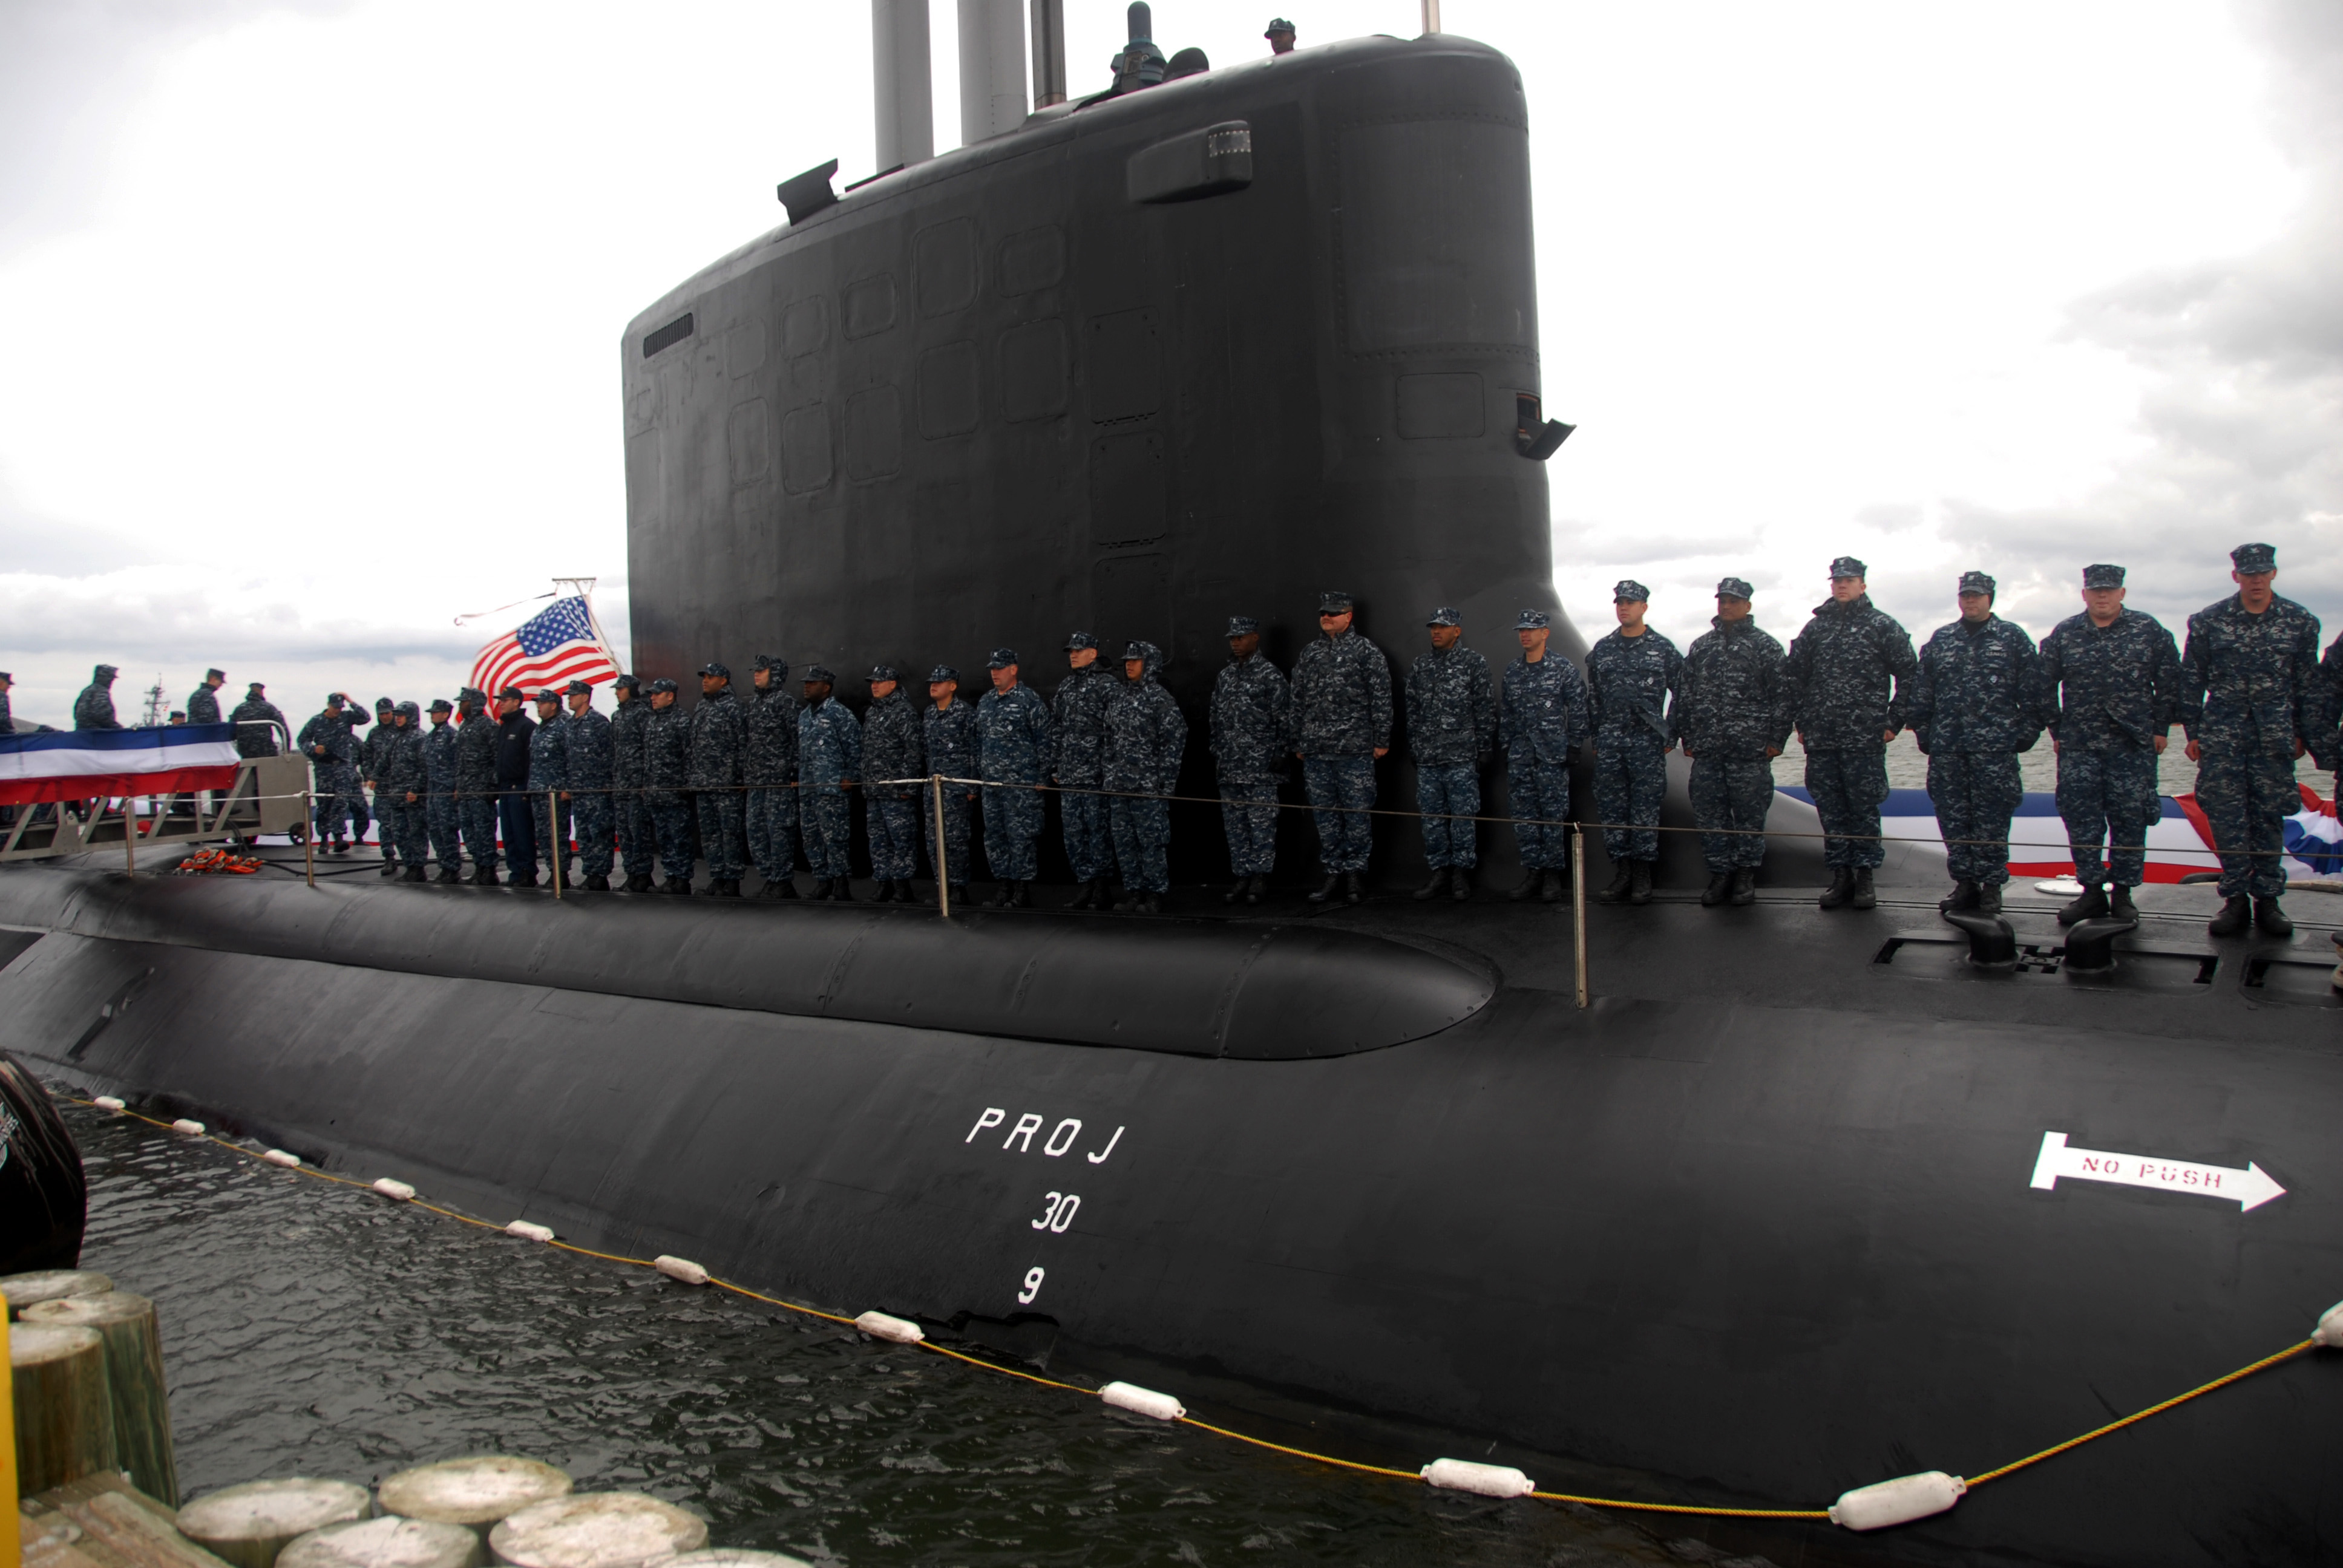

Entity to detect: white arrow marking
[2029,1131,2286,1212]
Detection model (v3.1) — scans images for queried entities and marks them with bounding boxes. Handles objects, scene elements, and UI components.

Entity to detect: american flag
[468,595,620,697]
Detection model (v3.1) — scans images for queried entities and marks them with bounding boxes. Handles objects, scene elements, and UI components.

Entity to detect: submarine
[5,8,2343,1566]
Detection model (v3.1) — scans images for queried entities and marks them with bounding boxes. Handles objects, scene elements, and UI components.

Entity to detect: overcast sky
[2,1,2336,722]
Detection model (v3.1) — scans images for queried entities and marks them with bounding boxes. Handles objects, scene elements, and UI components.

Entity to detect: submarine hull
[5,863,2341,1568]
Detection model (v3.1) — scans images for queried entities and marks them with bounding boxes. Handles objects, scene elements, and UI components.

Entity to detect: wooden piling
[175,1478,372,1568]
[279,1517,484,1568]
[377,1455,571,1542]
[24,1290,180,1506]
[8,1323,117,1496]
[487,1492,706,1568]
[0,1270,114,1319]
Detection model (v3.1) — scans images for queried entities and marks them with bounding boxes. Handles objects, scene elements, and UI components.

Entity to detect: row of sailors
[162,541,2333,929]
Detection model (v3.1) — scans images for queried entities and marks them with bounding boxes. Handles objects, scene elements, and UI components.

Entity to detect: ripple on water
[65,1101,1719,1568]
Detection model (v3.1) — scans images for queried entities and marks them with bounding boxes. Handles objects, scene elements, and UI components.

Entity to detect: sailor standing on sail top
[1784,557,1918,912]
[1904,571,2042,918]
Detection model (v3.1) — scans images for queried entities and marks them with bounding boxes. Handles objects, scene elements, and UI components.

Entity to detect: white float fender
[261,1149,301,1168]
[170,1118,205,1135]
[372,1177,418,1201]
[1100,1382,1185,1421]
[854,1310,924,1344]
[654,1255,710,1285]
[1420,1458,1534,1497]
[1830,1471,1966,1530]
[2315,1301,2343,1348]
[506,1220,556,1243]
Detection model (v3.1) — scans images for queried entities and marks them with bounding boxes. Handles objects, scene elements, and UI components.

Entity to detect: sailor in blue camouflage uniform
[381,702,430,880]
[1904,570,2043,916]
[526,690,570,887]
[1210,616,1289,906]
[689,662,749,897]
[1292,591,1392,906]
[797,665,862,899]
[454,688,500,882]
[187,669,226,726]
[1785,556,1919,911]
[1052,632,1120,909]
[560,679,615,890]
[1404,607,1496,904]
[1103,641,1187,913]
[862,665,923,902]
[297,693,362,852]
[1675,579,1788,907]
[362,697,398,871]
[73,665,123,730]
[608,675,655,890]
[2039,563,2181,927]
[421,698,462,881]
[1584,581,1683,906]
[1500,609,1593,903]
[2181,542,2322,938]
[744,654,801,899]
[925,666,980,902]
[230,683,286,758]
[643,679,696,892]
[977,648,1054,908]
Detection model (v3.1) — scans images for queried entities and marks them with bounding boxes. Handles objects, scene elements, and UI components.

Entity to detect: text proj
[965,1107,1125,1165]
[2029,1131,2287,1212]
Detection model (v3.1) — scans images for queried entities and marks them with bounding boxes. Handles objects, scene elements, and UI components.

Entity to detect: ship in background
[7,8,2343,1567]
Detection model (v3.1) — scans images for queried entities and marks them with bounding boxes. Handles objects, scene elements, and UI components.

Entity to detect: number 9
[1018,1267,1044,1304]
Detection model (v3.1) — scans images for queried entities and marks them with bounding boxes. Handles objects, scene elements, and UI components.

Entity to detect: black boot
[1627,861,1653,906]
[1702,872,1731,907]
[471,866,499,886]
[1595,865,1633,904]
[1850,868,1876,911]
[1222,878,1248,905]
[380,858,400,877]
[833,879,856,901]
[2057,884,2109,926]
[1540,869,1565,904]
[1244,874,1267,906]
[1818,867,1854,909]
[663,876,691,895]
[2108,884,2137,920]
[1728,867,1758,906]
[2208,895,2251,938]
[623,872,652,892]
[1509,871,1544,902]
[1939,880,1978,914]
[1975,882,2001,915]
[434,866,460,884]
[1070,880,1101,910]
[1414,867,1452,901]
[1343,872,1366,905]
[949,884,969,908]
[1136,892,1162,915]
[1450,868,1473,901]
[512,869,539,888]
[400,864,427,883]
[809,877,833,901]
[1010,881,1030,908]
[2255,896,2292,937]
[1308,874,1343,904]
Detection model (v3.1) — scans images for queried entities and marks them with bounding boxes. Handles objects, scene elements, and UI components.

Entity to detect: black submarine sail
[4,8,2342,1568]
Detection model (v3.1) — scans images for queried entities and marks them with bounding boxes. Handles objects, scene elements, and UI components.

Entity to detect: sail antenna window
[1515,393,1574,460]
[777,160,841,226]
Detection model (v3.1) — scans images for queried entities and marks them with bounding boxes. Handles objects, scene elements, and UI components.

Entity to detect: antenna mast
[142,676,168,728]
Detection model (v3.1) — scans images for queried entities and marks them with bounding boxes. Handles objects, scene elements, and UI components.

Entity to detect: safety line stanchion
[932,773,949,918]
[302,793,315,887]
[121,797,136,878]
[1571,826,1588,1008]
[548,788,562,900]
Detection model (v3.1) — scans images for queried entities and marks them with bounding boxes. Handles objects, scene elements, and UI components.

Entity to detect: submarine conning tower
[621,27,1577,717]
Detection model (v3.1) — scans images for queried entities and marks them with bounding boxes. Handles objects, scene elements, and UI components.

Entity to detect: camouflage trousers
[926,789,975,885]
[867,793,920,880]
[425,794,460,869]
[459,796,499,873]
[532,792,574,881]
[1302,756,1375,873]
[1594,734,1667,863]
[695,792,746,880]
[1059,780,1114,884]
[2054,745,2160,889]
[1217,776,1279,876]
[571,794,614,878]
[746,786,799,883]
[312,764,361,841]
[1110,794,1171,894]
[2192,746,2294,899]
[1415,763,1480,869]
[1689,756,1771,871]
[1804,746,1889,869]
[647,790,696,879]
[1509,754,1572,871]
[983,783,1043,881]
[1927,751,2022,885]
[612,789,655,877]
[801,789,852,880]
[373,798,421,864]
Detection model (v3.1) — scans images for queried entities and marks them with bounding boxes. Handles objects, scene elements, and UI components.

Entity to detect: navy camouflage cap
[1829,555,1867,580]
[1425,606,1462,627]
[458,686,485,705]
[205,668,225,681]
[94,664,118,679]
[613,673,640,691]
[1227,615,1260,636]
[1122,641,1150,660]
[2231,541,2277,573]
[988,647,1019,668]
[396,701,421,721]
[753,653,788,676]
[1064,631,1097,652]
[870,664,899,682]
[1265,16,1294,34]
[1958,570,1996,597]
[1612,580,1650,603]
[929,664,959,684]
[1514,607,1550,630]
[326,690,347,705]
[647,678,678,694]
[802,664,836,684]
[375,696,394,711]
[1318,590,1354,613]
[246,681,266,692]
[1716,577,1755,599]
[428,697,452,712]
[2080,563,2125,589]
[535,688,562,705]
[699,661,730,678]
[564,679,594,695]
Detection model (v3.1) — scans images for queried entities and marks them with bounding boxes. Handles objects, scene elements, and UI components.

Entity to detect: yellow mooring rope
[78,1099,2319,1523]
